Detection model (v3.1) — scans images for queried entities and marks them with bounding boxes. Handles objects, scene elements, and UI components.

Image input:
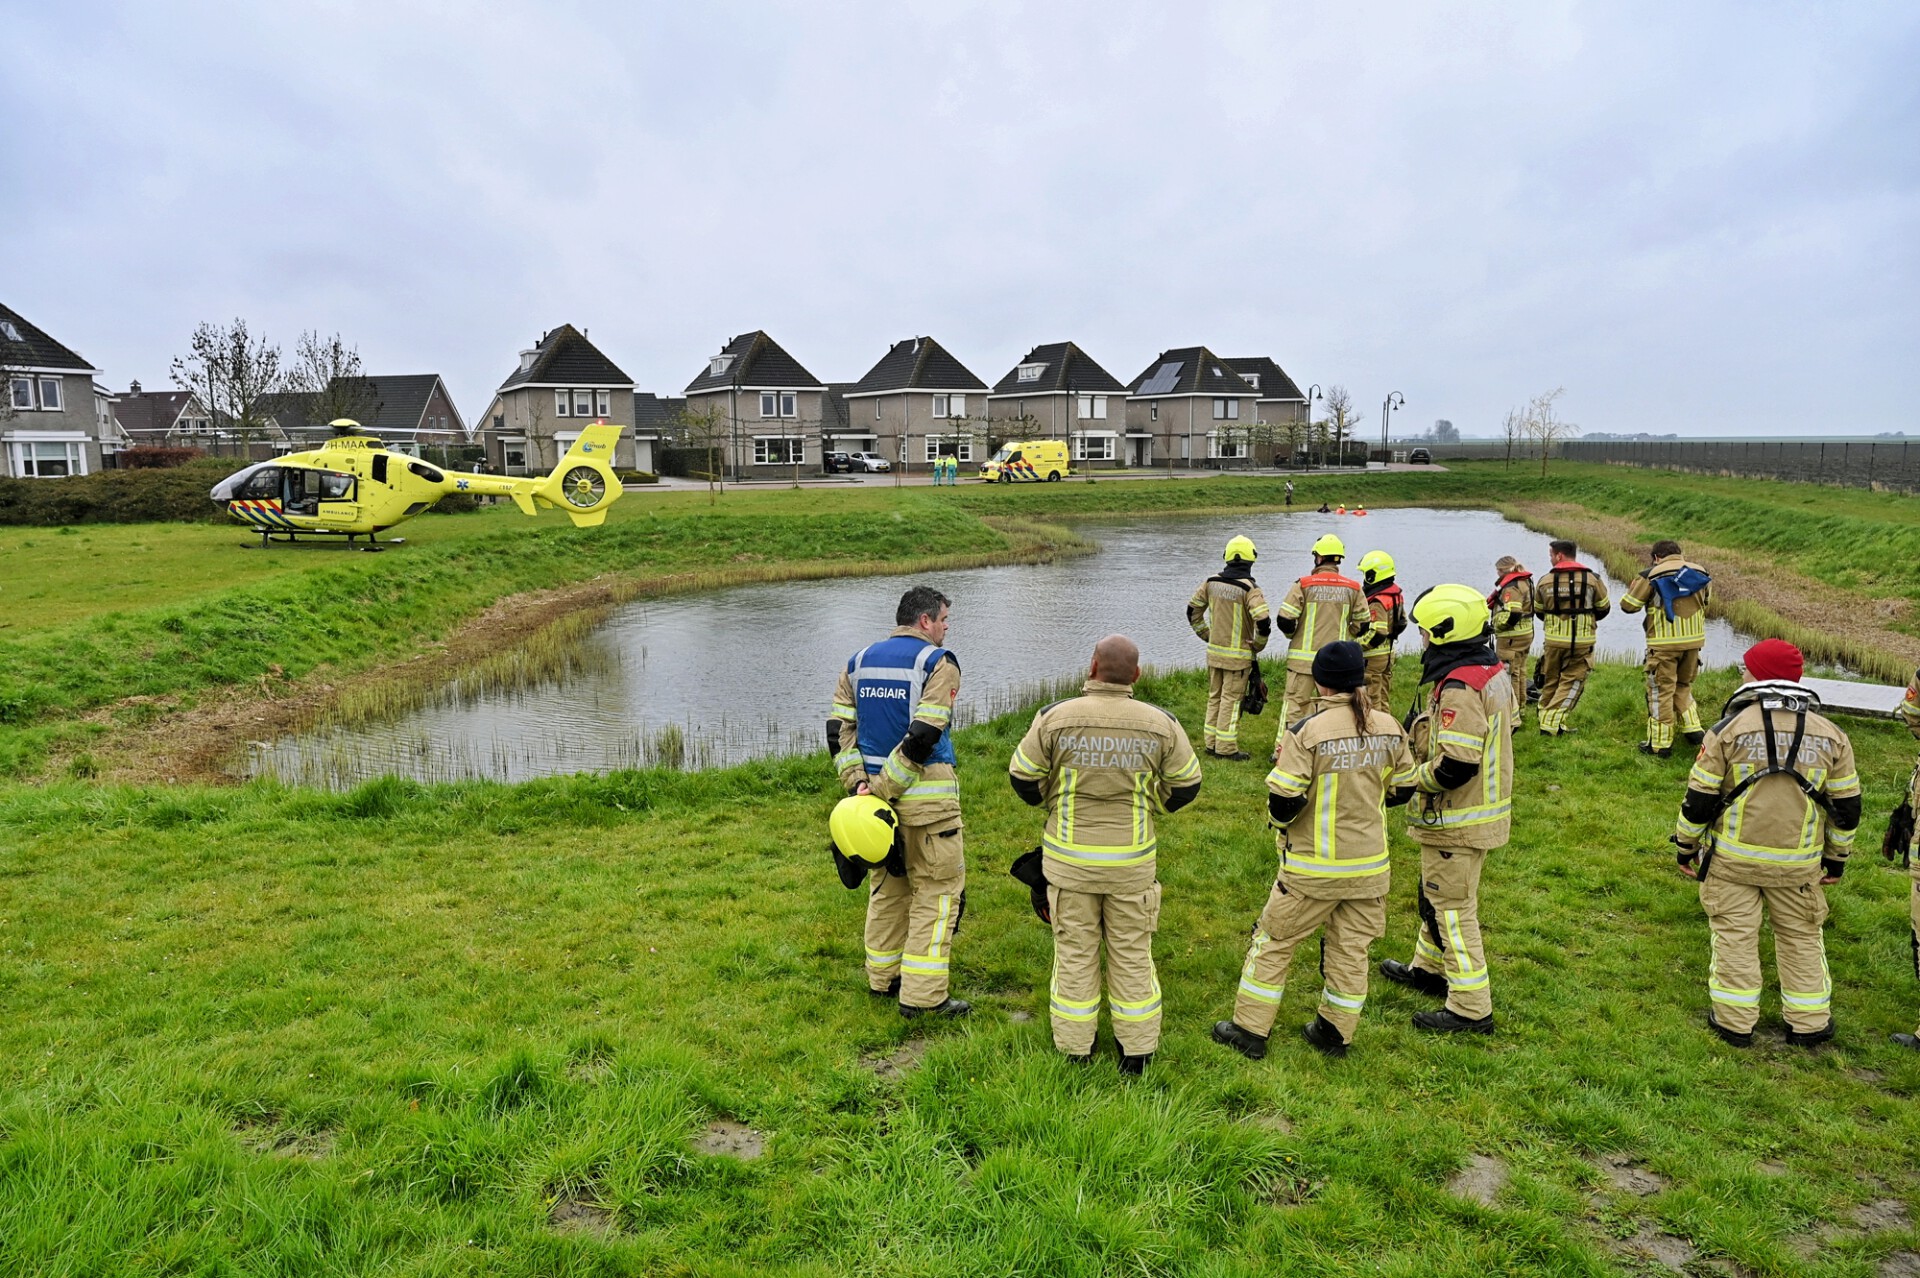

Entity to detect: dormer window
[0,321,21,342]
[1243,373,1260,390]
[1016,363,1045,383]
[709,354,735,378]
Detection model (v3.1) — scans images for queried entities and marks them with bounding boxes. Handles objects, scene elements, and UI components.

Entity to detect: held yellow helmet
[830,794,900,865]
[1311,533,1346,559]
[1223,535,1257,564]
[1409,583,1492,643]
[1357,550,1395,587]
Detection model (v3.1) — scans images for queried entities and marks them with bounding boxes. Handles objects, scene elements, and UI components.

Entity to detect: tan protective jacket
[1267,695,1417,898]
[1537,562,1611,648]
[1276,569,1371,672]
[1619,555,1711,649]
[831,626,962,828]
[1491,574,1535,641]
[1404,663,1515,850]
[1677,683,1861,887]
[1010,680,1203,894]
[1188,574,1270,671]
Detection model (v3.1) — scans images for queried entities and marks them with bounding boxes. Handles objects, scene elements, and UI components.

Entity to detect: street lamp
[1303,383,1322,470]
[1380,391,1404,459]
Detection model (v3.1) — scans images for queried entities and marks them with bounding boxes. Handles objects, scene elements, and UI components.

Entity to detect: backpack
[1649,565,1711,621]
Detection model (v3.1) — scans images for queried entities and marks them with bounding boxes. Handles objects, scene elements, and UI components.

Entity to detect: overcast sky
[4,2,1915,437]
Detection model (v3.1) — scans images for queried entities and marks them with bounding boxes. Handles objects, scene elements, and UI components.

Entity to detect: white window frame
[554,390,571,417]
[924,436,974,463]
[1243,373,1261,391]
[1149,403,1159,422]
[37,378,62,411]
[1208,430,1249,459]
[780,392,797,418]
[595,390,611,418]
[752,435,801,465]
[573,390,593,418]
[0,321,21,342]
[932,394,948,418]
[1077,394,1108,420]
[9,377,32,411]
[760,392,779,418]
[875,398,882,420]
[1016,363,1045,382]
[1212,398,1240,421]
[7,436,88,478]
[1072,432,1115,462]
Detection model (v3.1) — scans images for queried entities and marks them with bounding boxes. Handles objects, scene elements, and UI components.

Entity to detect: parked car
[1408,447,1432,465]
[823,451,856,474]
[850,451,892,473]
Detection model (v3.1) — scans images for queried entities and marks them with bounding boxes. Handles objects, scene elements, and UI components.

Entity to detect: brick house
[475,325,640,475]
[986,342,1133,468]
[1222,356,1309,464]
[259,374,468,456]
[681,331,826,477]
[844,336,988,473]
[1,302,108,477]
[1124,346,1262,469]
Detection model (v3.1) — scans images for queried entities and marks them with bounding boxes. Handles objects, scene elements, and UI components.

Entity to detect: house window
[932,395,948,418]
[1149,403,1159,422]
[925,437,973,462]
[10,377,32,411]
[37,379,62,411]
[875,399,882,419]
[9,439,86,477]
[595,391,610,417]
[781,393,797,418]
[1072,433,1115,461]
[753,436,801,465]
[1242,373,1261,391]
[554,391,570,417]
[1209,432,1248,459]
[1016,363,1045,382]
[760,392,778,418]
[1212,398,1240,421]
[1077,395,1107,420]
[0,321,21,341]
[573,391,593,417]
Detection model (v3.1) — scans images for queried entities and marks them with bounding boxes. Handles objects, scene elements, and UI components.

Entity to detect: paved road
[637,463,1449,491]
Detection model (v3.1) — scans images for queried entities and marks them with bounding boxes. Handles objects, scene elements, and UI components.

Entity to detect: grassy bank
[6,661,1920,1275]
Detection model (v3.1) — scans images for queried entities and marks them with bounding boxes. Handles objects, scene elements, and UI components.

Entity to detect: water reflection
[253,508,1749,786]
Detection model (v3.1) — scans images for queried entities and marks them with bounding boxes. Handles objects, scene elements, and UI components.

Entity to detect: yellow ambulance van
[979,439,1071,483]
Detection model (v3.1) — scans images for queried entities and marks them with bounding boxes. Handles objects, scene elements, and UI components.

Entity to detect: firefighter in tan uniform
[1187,536,1271,761]
[1211,641,1417,1061]
[1488,556,1535,715]
[1379,585,1514,1033]
[1672,640,1861,1047]
[1009,635,1202,1075]
[1356,550,1406,713]
[1535,539,1610,736]
[830,586,970,1018]
[1276,534,1372,728]
[1618,539,1712,757]
[1894,673,1920,1052]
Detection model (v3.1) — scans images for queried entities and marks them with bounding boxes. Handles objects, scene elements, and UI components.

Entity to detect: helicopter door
[315,470,360,527]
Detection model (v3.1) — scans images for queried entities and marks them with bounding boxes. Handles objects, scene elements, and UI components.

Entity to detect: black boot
[1117,1050,1153,1077]
[1891,1032,1920,1051]
[1706,1012,1753,1048]
[1412,1007,1494,1034]
[1683,730,1706,747]
[1300,1015,1349,1058]
[868,976,902,998]
[1210,1020,1268,1061]
[1380,958,1448,999]
[1785,1019,1835,1048]
[900,997,972,1019]
[1637,742,1672,758]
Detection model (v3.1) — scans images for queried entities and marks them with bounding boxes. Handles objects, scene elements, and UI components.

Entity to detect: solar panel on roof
[1138,361,1183,395]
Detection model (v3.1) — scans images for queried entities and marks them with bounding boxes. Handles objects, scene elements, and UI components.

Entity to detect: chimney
[129,378,142,394]
[518,349,536,373]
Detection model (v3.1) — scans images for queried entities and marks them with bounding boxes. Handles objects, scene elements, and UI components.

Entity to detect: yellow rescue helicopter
[210,419,625,548]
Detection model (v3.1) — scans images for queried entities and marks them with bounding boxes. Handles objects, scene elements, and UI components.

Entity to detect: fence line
[1428,440,1920,494]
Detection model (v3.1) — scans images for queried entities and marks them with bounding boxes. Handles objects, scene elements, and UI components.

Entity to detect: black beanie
[1312,640,1368,691]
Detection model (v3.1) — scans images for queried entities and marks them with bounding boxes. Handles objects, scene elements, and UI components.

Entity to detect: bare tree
[171,319,287,456]
[1523,387,1578,477]
[673,404,729,504]
[1429,419,1460,444]
[1321,385,1366,468]
[291,330,378,432]
[1501,406,1526,468]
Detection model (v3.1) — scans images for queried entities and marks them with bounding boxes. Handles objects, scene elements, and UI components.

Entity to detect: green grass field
[5,662,1920,1276]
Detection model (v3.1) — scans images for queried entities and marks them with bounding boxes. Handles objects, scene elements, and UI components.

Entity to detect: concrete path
[1803,677,1908,720]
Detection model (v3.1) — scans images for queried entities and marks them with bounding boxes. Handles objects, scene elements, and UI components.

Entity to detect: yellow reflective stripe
[1781,986,1832,1011]
[833,748,865,773]
[1268,768,1309,793]
[1710,833,1821,865]
[866,948,903,966]
[831,703,857,720]
[929,894,953,953]
[1829,827,1857,847]
[1058,767,1078,846]
[1424,799,1511,828]
[1675,816,1708,839]
[1443,911,1488,990]
[1010,746,1043,778]
[1317,773,1338,860]
[1388,764,1420,790]
[900,779,958,800]
[883,756,916,787]
[1110,977,1162,1022]
[900,955,949,973]
[1286,848,1390,877]
[1277,599,1302,619]
[1688,765,1723,789]
[1321,986,1365,1012]
[1042,832,1156,865]
[1166,754,1202,785]
[1238,974,1284,1003]
[915,704,951,724]
[1132,773,1150,846]
[1827,772,1860,793]
[1437,730,1483,752]
[1249,599,1271,619]
[1207,642,1255,661]
[1413,934,1444,962]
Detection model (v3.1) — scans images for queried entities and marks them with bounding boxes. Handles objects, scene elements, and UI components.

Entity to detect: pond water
[251,508,1751,787]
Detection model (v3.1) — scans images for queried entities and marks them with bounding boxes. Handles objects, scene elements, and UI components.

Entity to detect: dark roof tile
[1126,346,1257,397]
[0,301,97,372]
[498,324,632,391]
[989,342,1127,395]
[1222,357,1305,401]
[684,331,823,393]
[849,336,987,394]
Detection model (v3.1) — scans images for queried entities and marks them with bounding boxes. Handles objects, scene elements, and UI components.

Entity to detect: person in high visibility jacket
[1672,640,1860,1048]
[1619,539,1712,757]
[1488,556,1535,716]
[1187,536,1271,760]
[1211,641,1416,1061]
[830,585,970,1018]
[1009,634,1202,1075]
[1379,584,1515,1033]
[1276,534,1371,727]
[1357,550,1406,711]
[1535,539,1610,736]
[1894,673,1920,1052]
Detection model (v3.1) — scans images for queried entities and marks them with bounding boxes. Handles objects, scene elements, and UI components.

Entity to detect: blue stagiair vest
[848,635,959,773]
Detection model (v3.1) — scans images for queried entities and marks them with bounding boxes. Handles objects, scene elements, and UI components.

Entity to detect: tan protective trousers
[1644,646,1704,750]
[1699,874,1831,1034]
[1282,668,1320,730]
[1364,653,1393,715]
[1495,636,1530,717]
[1537,645,1593,734]
[865,823,965,1009]
[1047,882,1163,1056]
[1205,666,1251,753]
[1231,883,1387,1044]
[1405,847,1492,1019]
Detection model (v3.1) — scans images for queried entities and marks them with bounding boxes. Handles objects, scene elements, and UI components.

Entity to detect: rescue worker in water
[1211,640,1416,1061]
[830,585,970,1018]
[1009,634,1203,1075]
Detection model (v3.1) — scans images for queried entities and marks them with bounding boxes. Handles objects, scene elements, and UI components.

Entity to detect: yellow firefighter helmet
[1311,533,1346,559]
[1358,550,1396,587]
[1223,535,1257,563]
[1409,583,1492,642]
[829,794,899,865]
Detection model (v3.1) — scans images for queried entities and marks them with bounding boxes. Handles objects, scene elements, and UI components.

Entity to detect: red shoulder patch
[1440,708,1457,728]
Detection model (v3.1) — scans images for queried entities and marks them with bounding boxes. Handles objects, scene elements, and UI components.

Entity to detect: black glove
[1670,834,1700,876]
[1009,848,1052,924]
[1822,857,1846,881]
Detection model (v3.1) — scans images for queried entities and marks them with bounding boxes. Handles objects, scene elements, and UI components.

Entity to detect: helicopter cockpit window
[238,467,283,501]
[319,471,355,502]
[284,468,339,515]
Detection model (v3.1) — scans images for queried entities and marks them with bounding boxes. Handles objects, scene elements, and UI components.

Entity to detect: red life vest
[1440,662,1506,693]
[1299,572,1362,591]
[1486,569,1532,609]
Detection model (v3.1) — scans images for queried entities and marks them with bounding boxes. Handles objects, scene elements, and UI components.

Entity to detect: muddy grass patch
[236,1121,337,1162]
[694,1119,766,1160]
[1597,1154,1668,1197]
[1445,1154,1507,1206]
[548,1192,618,1235]
[864,1039,931,1081]
[1605,1224,1696,1272]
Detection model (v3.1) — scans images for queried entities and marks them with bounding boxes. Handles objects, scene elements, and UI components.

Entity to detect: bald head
[1090,634,1142,685]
